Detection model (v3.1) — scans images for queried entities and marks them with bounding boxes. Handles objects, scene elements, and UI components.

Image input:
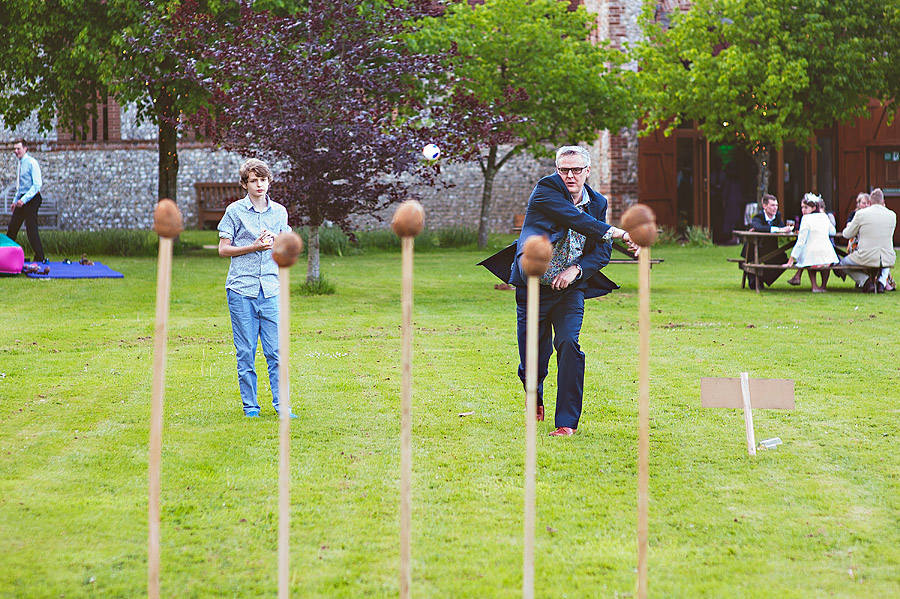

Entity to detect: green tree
[634,0,899,200]
[410,0,637,248]
[0,1,124,140]
[0,0,219,203]
[156,0,451,285]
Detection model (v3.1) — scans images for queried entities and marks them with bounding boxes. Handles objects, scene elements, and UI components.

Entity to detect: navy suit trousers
[516,285,586,429]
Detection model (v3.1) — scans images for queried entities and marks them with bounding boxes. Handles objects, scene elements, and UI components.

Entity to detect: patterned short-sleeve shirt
[217,195,291,298]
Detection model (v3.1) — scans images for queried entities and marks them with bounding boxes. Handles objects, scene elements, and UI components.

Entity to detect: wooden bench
[611,239,663,267]
[0,184,60,229]
[512,213,524,233]
[730,258,887,292]
[195,182,246,229]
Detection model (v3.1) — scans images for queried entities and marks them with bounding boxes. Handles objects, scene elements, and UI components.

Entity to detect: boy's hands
[255,229,275,251]
[217,229,277,258]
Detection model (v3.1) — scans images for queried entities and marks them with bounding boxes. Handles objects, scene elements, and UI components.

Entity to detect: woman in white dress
[784,193,839,292]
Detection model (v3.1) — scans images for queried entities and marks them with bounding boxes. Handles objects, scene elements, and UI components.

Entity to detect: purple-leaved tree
[158,0,454,284]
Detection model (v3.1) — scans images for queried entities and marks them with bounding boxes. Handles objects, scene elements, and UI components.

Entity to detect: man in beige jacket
[839,188,896,291]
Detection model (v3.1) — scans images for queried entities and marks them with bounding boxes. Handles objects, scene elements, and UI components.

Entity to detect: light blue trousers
[227,288,280,413]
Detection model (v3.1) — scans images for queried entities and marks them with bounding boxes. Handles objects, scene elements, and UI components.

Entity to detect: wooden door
[638,127,678,229]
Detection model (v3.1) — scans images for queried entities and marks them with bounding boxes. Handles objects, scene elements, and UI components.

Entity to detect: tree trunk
[754,147,770,203]
[155,86,179,202]
[477,145,499,249]
[306,225,320,285]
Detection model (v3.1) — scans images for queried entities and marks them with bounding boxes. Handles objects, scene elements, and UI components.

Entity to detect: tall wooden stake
[400,235,414,599]
[148,199,181,599]
[390,200,423,599]
[278,265,292,599]
[621,203,657,599]
[148,232,176,599]
[523,274,539,599]
[636,248,651,599]
[272,231,303,599]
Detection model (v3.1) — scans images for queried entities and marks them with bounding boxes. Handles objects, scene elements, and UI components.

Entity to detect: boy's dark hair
[239,158,272,185]
[761,193,777,205]
[13,138,27,149]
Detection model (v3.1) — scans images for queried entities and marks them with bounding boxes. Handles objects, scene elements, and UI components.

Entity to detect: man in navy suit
[480,146,637,436]
[743,193,793,288]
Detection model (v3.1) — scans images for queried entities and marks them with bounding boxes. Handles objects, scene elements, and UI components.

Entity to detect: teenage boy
[218,159,294,418]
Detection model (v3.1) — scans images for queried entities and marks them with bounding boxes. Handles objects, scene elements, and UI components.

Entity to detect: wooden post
[391,200,424,599]
[621,204,657,599]
[148,200,182,599]
[278,265,292,599]
[636,248,650,599]
[518,235,551,599]
[272,232,303,599]
[740,372,757,457]
[148,236,171,599]
[523,274,539,599]
[399,235,414,599]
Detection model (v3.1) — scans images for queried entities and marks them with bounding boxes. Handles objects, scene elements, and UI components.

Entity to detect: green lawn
[1,242,898,598]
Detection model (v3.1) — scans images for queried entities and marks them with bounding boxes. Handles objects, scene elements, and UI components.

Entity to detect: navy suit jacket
[741,210,788,260]
[479,174,618,299]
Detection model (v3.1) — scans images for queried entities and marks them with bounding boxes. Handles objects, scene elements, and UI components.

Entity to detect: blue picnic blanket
[26,261,124,279]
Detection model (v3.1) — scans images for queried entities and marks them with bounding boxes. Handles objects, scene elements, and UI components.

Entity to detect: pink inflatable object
[0,234,25,274]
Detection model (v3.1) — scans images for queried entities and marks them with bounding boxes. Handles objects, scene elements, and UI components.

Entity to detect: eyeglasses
[557,166,586,175]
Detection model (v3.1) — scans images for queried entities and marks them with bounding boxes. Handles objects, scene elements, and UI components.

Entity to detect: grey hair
[556,145,591,168]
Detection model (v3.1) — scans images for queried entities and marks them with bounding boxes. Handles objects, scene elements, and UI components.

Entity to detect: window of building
[57,96,121,142]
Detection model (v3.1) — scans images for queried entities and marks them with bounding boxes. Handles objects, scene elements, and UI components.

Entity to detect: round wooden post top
[272,231,304,267]
[391,200,425,238]
[153,199,183,239]
[621,204,658,247]
[521,235,553,277]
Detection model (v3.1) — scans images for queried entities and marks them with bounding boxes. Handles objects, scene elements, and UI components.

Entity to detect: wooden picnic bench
[512,213,525,233]
[195,182,245,229]
[610,238,663,266]
[0,184,60,229]
[731,230,886,292]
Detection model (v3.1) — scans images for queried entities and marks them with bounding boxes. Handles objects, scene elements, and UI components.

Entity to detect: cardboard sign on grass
[701,377,795,409]
[701,375,794,456]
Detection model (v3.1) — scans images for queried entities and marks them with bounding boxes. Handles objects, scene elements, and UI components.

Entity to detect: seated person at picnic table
[784,193,838,292]
[844,192,870,254]
[742,193,793,288]
[837,188,897,292]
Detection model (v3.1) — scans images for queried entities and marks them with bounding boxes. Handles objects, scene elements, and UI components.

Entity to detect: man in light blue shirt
[7,139,45,263]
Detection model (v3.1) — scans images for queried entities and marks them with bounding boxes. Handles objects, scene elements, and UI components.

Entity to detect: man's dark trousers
[516,285,585,430]
[6,192,45,262]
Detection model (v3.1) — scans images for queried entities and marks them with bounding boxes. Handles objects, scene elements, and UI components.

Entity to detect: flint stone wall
[351,151,556,232]
[1,108,629,233]
[0,139,562,232]
[0,144,243,230]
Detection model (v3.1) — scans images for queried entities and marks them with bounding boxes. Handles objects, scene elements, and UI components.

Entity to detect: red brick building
[619,1,900,244]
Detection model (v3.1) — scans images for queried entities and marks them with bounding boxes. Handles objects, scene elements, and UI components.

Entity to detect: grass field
[1,237,898,598]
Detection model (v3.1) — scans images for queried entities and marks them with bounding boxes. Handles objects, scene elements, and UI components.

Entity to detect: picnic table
[729,230,883,292]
